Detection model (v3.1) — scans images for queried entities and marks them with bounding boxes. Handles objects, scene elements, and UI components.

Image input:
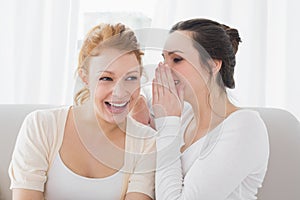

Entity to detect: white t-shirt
[155,104,270,200]
[44,153,123,200]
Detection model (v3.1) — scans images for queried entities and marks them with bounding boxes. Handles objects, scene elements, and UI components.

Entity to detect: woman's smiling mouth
[104,101,130,114]
[174,80,180,85]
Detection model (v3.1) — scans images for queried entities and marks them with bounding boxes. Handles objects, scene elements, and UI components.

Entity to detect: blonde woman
[9,23,155,200]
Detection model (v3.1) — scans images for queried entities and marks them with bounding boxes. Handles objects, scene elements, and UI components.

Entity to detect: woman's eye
[99,77,113,81]
[126,76,138,81]
[173,57,183,63]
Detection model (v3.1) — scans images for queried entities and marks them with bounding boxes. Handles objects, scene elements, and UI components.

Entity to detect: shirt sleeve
[8,111,51,192]
[125,116,156,199]
[155,111,269,200]
[126,137,156,199]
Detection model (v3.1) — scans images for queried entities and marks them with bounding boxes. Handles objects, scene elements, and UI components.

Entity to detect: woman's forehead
[89,49,140,74]
[89,49,124,66]
[163,32,202,65]
[164,31,194,53]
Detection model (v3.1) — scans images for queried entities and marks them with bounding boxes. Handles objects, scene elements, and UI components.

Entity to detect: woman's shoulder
[126,115,156,138]
[18,106,70,152]
[21,106,71,141]
[200,108,269,158]
[25,106,70,124]
[225,109,265,128]
[222,108,269,142]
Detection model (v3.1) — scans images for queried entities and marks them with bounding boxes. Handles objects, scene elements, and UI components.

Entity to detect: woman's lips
[171,72,181,86]
[104,101,129,114]
[174,80,180,85]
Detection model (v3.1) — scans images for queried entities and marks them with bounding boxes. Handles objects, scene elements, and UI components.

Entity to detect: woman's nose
[112,81,132,99]
[163,58,173,68]
[112,83,124,96]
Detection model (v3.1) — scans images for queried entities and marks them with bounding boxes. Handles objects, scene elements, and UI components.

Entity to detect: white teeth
[110,102,128,107]
[174,80,180,85]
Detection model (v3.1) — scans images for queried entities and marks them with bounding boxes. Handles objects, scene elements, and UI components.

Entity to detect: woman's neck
[73,102,126,140]
[97,117,126,139]
[189,89,237,133]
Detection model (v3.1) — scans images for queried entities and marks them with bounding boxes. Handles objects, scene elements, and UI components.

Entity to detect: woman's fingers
[159,64,169,93]
[152,78,158,103]
[152,62,183,118]
[155,66,164,96]
[164,64,177,95]
[177,83,184,109]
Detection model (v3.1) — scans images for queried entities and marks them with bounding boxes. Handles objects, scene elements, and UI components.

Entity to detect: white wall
[0,0,299,120]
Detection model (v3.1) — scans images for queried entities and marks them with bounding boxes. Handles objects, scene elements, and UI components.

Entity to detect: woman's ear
[79,68,88,86]
[212,59,222,75]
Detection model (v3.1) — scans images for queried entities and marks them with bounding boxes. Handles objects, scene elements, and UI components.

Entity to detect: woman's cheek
[129,88,140,110]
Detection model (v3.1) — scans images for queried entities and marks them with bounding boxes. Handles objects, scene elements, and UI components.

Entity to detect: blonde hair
[74,23,144,105]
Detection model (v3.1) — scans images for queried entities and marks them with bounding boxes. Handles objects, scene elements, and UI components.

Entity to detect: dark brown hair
[170,18,241,90]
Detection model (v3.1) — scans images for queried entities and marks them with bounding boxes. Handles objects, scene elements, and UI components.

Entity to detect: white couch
[0,104,300,200]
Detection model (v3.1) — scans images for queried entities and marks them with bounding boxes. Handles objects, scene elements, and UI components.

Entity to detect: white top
[44,154,123,200]
[155,104,270,200]
[9,107,156,199]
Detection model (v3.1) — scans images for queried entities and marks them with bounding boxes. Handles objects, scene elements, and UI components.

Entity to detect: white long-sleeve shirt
[155,104,269,200]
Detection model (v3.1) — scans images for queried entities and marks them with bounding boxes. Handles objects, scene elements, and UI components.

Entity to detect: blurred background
[0,0,299,120]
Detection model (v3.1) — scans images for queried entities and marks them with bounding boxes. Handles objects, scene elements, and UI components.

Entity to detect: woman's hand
[131,95,151,125]
[152,63,184,118]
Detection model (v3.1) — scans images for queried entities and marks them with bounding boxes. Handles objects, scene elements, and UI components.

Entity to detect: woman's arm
[9,111,51,199]
[125,192,152,200]
[13,189,44,200]
[124,114,157,200]
[155,113,269,199]
[152,63,269,199]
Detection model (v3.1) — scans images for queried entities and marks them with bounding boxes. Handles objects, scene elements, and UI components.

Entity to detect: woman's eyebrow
[97,70,114,74]
[168,50,184,55]
[126,70,139,75]
[161,50,183,58]
[162,50,184,58]
[97,70,139,75]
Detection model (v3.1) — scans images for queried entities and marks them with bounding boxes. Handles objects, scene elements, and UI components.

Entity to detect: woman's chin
[104,111,129,125]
